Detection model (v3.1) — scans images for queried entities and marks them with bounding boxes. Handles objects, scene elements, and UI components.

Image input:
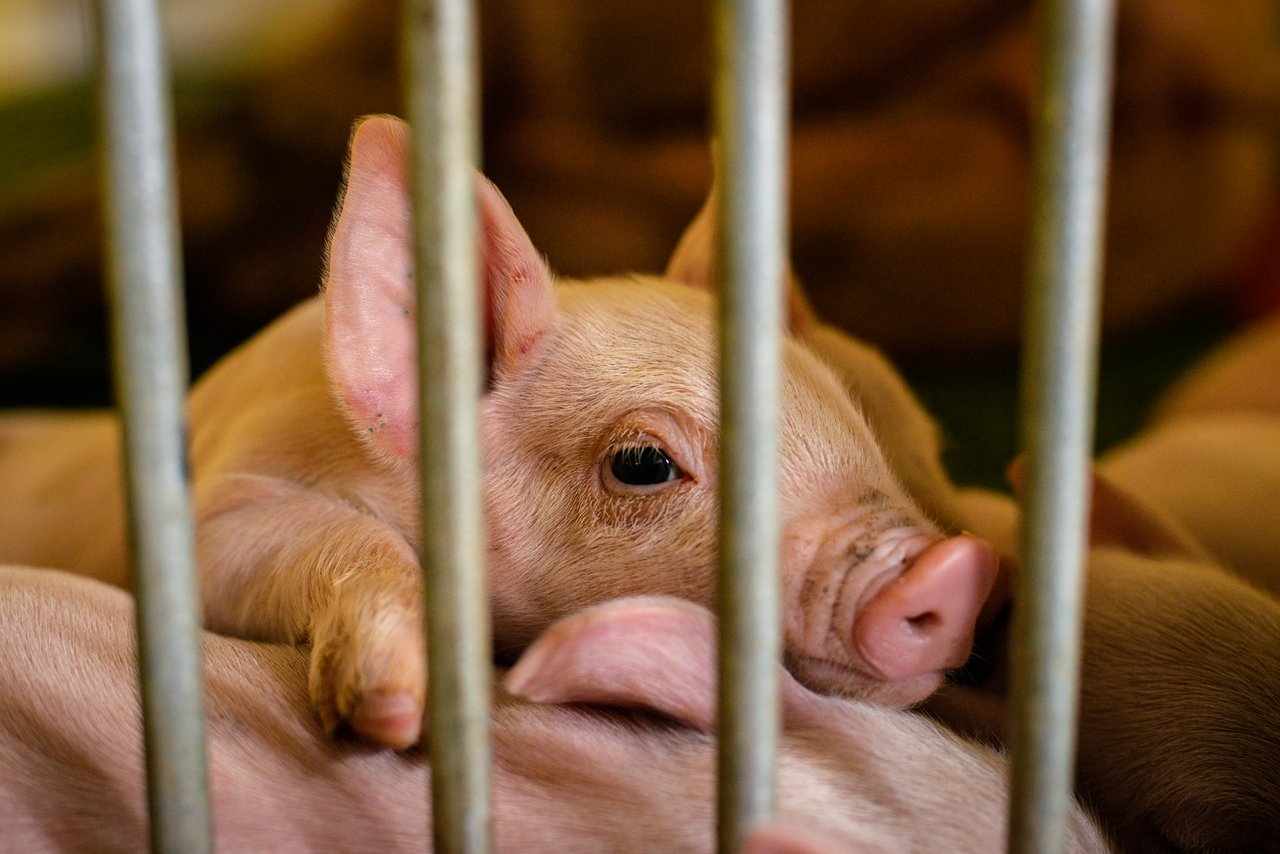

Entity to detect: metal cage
[94,1,1114,851]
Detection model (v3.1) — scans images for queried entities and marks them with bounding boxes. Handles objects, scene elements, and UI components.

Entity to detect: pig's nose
[853,535,997,683]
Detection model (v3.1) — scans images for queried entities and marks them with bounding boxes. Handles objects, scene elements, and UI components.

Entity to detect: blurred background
[2,0,1278,488]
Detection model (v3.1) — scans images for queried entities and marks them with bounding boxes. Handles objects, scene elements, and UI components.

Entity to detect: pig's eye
[609,445,683,487]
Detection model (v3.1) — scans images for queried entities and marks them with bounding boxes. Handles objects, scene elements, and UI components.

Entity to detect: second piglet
[0,114,996,748]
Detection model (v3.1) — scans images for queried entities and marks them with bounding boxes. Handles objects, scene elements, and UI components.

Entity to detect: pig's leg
[197,476,425,749]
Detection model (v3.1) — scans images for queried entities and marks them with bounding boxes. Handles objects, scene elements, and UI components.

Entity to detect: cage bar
[713,1,790,851]
[401,1,492,852]
[94,0,212,851]
[1007,1,1116,852]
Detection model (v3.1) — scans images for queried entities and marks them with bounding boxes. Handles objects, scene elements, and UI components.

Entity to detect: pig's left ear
[664,154,816,336]
[324,115,555,460]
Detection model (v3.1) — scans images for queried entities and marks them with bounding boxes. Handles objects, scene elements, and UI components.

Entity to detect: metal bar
[713,1,789,851]
[402,2,491,852]
[1008,1,1116,852]
[94,0,211,851]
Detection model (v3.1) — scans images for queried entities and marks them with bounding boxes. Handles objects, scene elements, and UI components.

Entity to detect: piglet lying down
[0,115,996,747]
[0,566,1110,853]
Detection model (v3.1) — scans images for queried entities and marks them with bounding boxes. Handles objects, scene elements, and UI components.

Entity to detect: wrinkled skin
[0,566,1113,853]
[0,116,996,748]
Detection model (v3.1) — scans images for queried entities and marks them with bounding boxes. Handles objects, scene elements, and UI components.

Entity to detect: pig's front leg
[197,474,425,749]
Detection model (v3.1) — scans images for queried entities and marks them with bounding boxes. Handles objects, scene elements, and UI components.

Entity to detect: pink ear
[505,596,814,731]
[664,150,814,334]
[504,597,722,731]
[473,176,557,377]
[323,115,554,459]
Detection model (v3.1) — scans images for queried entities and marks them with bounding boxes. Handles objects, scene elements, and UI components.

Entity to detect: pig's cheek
[779,528,829,653]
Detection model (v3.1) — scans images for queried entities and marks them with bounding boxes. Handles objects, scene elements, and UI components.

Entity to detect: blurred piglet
[1102,312,1280,598]
[0,567,1112,853]
[0,115,996,747]
[926,469,1280,853]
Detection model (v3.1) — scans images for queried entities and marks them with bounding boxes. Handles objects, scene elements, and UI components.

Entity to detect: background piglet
[0,114,998,748]
[0,566,1112,853]
[926,471,1280,852]
[1101,312,1280,597]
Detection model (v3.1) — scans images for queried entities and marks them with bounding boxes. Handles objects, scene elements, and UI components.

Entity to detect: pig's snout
[853,536,997,683]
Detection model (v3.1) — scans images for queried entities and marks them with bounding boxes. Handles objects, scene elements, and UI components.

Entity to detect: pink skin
[927,468,1280,852]
[853,535,997,684]
[0,569,1112,852]
[0,115,998,748]
[505,595,1112,853]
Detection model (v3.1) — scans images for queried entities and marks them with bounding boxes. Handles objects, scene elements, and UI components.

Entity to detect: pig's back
[1101,414,1280,598]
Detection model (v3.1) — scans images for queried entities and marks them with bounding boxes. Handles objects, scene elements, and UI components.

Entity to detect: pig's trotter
[307,572,427,750]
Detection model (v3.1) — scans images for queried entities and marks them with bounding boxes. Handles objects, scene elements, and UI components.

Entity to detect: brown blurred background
[2,0,1278,486]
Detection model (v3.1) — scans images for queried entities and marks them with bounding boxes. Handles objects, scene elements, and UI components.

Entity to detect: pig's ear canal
[663,151,815,335]
[322,115,555,460]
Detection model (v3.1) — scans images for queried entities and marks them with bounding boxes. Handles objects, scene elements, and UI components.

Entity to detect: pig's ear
[323,115,554,460]
[504,597,721,731]
[664,149,815,335]
[505,596,814,731]
[473,175,557,377]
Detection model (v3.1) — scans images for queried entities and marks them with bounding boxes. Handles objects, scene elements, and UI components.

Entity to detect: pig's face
[325,116,995,709]
[480,276,993,706]
[480,276,720,649]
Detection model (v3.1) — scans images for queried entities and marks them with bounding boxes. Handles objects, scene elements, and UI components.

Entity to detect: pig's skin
[0,115,998,747]
[790,280,1280,848]
[925,472,1280,853]
[1075,544,1280,852]
[1100,312,1280,598]
[0,566,1112,853]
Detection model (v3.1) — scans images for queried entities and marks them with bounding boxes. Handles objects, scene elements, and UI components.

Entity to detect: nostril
[904,611,941,636]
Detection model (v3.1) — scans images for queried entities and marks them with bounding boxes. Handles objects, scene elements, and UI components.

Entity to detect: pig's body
[924,473,1280,853]
[1101,414,1280,597]
[1074,544,1280,852]
[0,566,1111,853]
[0,116,999,747]
[1100,313,1280,598]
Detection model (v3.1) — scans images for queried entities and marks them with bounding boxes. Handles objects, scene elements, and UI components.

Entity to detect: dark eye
[610,445,683,486]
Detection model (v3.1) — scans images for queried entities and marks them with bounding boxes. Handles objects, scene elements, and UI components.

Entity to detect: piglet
[926,469,1280,852]
[0,566,1111,853]
[0,115,997,748]
[1101,312,1280,598]
[1074,483,1280,851]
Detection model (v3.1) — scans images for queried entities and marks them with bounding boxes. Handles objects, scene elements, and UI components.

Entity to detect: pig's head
[323,115,996,707]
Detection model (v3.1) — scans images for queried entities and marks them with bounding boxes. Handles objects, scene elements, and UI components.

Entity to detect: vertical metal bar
[714,1,789,851]
[402,2,491,852]
[1008,1,1115,852]
[94,1,211,851]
